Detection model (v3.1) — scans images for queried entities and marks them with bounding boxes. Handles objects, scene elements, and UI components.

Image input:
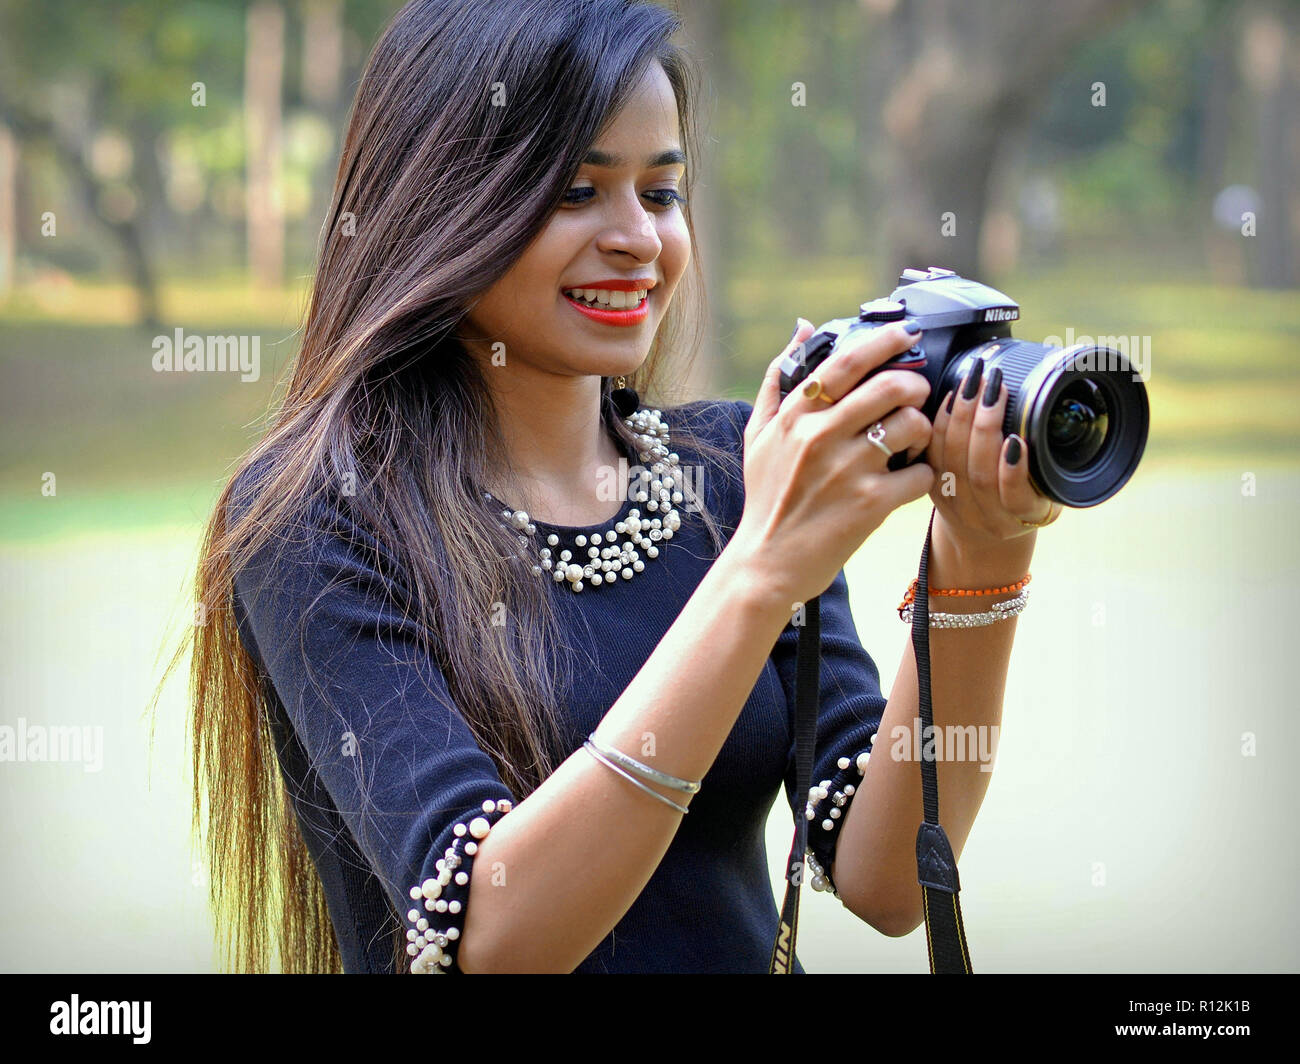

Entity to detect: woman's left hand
[923,355,1060,556]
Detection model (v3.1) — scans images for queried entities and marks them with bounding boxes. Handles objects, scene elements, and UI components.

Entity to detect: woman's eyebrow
[582,148,686,169]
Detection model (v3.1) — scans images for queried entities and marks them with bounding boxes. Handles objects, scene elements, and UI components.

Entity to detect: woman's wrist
[927,512,1037,598]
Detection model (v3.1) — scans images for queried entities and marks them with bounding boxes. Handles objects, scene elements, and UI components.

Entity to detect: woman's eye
[560,187,686,209]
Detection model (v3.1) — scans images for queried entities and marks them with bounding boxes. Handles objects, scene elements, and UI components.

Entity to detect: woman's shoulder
[659,396,752,450]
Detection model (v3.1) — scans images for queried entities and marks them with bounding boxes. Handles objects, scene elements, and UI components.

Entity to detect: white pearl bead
[575,535,586,547]
[591,532,602,544]
[449,900,462,914]
[407,943,419,957]
[455,871,469,886]
[844,784,855,795]
[464,841,478,855]
[409,886,422,901]
[408,908,420,922]
[453,822,467,837]
[498,799,512,812]
[510,510,530,530]
[830,807,841,819]
[856,752,870,773]
[547,534,559,546]
[837,756,851,770]
[822,819,834,831]
[417,918,429,932]
[447,927,460,941]
[481,799,496,814]
[435,899,448,912]
[622,568,633,579]
[407,929,418,942]
[421,878,439,899]
[468,816,491,839]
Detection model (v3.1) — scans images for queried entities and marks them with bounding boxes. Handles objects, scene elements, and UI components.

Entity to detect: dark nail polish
[902,318,922,335]
[982,366,1003,407]
[945,389,956,414]
[962,358,985,401]
[1006,435,1021,465]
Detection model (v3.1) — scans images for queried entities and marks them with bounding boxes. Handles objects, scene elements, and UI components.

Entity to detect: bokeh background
[1,0,1297,972]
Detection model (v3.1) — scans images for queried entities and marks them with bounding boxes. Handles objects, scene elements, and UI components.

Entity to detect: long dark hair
[153,0,741,973]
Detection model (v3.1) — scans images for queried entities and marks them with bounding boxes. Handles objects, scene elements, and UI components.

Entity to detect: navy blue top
[229,397,888,973]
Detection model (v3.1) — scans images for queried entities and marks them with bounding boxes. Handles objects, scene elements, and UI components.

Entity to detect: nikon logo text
[772,921,793,973]
[50,996,151,1044]
[982,308,1018,322]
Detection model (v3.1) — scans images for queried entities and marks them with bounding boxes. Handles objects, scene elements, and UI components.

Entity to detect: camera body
[777,267,1149,507]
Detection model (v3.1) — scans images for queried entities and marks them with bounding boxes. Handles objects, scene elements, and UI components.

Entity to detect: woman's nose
[595,199,663,262]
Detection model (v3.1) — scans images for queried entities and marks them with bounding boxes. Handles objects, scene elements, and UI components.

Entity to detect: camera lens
[945,340,1148,506]
[1046,379,1109,469]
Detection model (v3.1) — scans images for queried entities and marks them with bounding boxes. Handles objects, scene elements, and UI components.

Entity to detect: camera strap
[768,506,972,974]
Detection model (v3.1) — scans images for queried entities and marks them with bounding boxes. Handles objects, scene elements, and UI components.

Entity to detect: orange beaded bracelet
[897,572,1031,616]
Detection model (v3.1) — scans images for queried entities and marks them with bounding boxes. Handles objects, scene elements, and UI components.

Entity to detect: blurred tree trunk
[245,0,285,290]
[302,0,345,245]
[676,0,726,398]
[866,0,1150,284]
[1242,3,1296,287]
[0,124,15,294]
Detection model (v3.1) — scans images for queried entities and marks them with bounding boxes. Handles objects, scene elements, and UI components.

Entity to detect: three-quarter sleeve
[720,399,889,902]
[229,479,516,973]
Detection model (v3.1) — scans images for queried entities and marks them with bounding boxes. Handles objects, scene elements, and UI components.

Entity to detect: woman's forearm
[832,526,1036,936]
[457,538,796,973]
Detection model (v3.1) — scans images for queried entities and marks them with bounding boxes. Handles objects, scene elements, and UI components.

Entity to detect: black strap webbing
[769,505,972,974]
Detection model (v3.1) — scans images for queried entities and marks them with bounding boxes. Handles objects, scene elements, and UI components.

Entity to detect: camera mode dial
[858,299,906,322]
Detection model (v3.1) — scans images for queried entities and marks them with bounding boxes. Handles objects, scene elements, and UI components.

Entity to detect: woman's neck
[481,371,628,526]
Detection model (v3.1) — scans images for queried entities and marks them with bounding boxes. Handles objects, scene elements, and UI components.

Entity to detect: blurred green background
[0,0,1297,973]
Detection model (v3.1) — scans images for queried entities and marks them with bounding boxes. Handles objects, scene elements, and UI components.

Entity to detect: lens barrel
[939,341,1149,506]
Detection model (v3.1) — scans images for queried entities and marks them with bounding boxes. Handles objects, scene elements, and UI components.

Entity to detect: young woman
[186,0,1058,974]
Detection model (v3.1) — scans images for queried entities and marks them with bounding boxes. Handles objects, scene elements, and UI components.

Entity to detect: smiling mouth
[560,287,651,326]
[561,286,650,310]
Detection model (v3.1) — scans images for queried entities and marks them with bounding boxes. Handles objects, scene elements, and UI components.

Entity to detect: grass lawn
[1,261,1296,971]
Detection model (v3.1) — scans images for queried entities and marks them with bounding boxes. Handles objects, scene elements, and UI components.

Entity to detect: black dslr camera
[777,267,1149,506]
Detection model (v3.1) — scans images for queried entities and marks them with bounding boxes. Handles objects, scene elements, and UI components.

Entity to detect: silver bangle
[899,587,1030,628]
[585,734,701,794]
[582,741,690,814]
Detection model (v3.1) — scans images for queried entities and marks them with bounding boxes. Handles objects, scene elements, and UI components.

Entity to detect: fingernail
[945,389,956,414]
[961,358,985,401]
[789,320,800,343]
[902,318,922,335]
[1006,435,1022,465]
[981,366,1003,407]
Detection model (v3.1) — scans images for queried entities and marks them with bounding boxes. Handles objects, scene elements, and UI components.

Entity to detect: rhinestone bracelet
[899,586,1029,628]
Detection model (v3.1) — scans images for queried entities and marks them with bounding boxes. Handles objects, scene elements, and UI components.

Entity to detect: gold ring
[801,377,835,404]
[1019,500,1060,529]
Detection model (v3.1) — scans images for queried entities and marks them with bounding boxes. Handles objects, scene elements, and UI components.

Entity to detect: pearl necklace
[482,408,684,592]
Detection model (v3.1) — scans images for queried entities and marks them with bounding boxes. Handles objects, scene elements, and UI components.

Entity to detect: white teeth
[565,288,648,309]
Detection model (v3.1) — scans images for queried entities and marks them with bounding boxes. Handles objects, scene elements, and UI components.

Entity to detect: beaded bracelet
[897,572,1031,617]
[404,797,513,974]
[804,733,877,898]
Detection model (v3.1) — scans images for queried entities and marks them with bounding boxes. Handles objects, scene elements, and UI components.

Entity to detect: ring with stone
[801,377,835,404]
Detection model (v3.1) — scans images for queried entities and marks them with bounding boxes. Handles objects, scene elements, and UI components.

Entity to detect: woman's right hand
[728,317,937,609]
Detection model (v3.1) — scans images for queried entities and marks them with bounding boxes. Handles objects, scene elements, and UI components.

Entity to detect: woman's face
[462,61,690,383]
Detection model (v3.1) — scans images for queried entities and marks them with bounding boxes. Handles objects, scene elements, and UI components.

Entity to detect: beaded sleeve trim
[804,732,876,899]
[403,798,512,973]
